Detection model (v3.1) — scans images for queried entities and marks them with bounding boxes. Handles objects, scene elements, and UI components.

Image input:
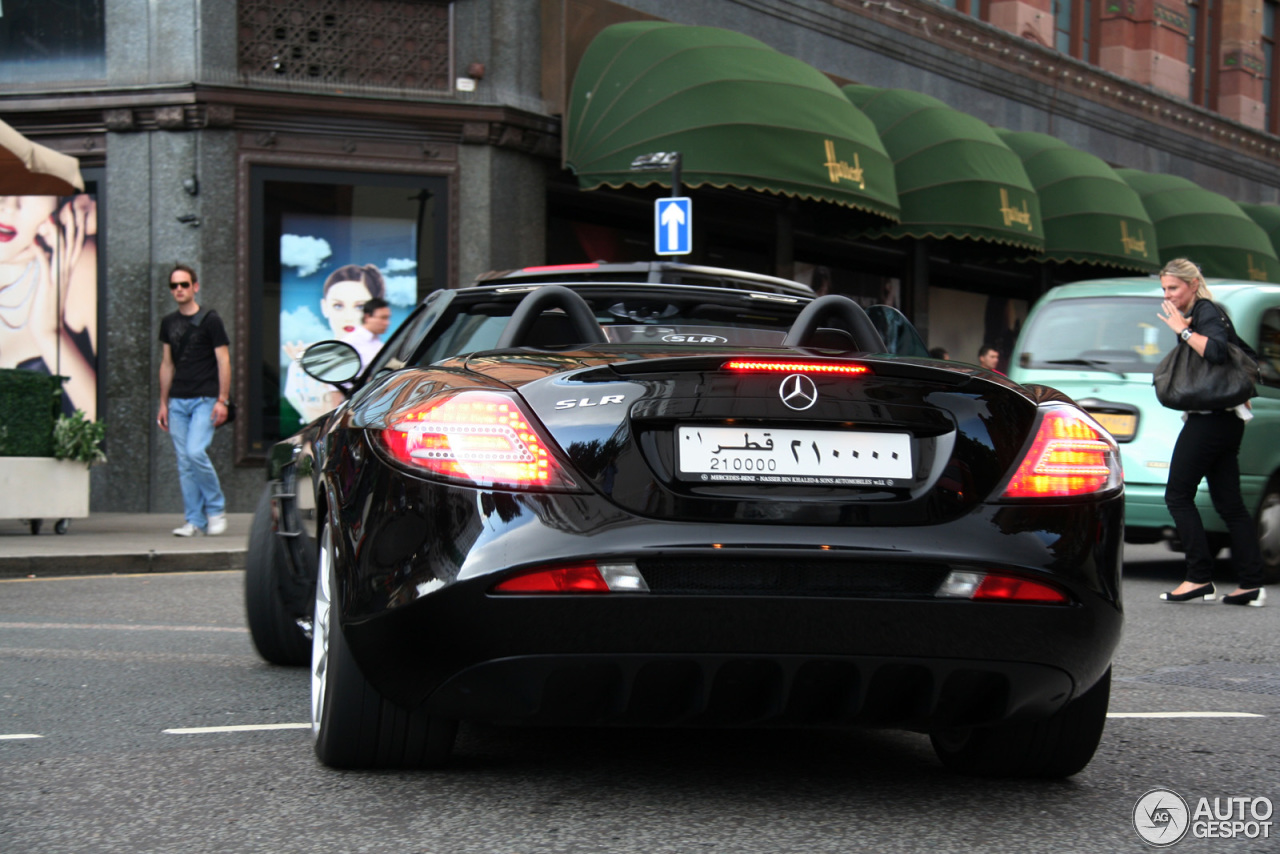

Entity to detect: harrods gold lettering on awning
[997,130,1158,273]
[564,22,899,221]
[1116,169,1280,282]
[841,86,1043,251]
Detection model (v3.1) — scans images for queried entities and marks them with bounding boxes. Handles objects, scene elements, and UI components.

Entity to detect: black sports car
[246,273,1124,778]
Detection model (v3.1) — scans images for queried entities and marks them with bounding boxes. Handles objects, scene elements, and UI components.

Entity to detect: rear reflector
[1001,409,1120,498]
[936,570,1069,604]
[493,561,648,594]
[724,360,871,375]
[379,390,575,489]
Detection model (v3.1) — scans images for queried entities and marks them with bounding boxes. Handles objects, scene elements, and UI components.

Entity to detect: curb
[0,550,246,578]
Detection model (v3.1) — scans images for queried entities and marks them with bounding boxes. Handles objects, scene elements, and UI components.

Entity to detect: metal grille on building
[238,0,451,91]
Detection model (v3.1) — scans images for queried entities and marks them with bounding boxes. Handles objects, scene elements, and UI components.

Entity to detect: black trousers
[1164,411,1264,588]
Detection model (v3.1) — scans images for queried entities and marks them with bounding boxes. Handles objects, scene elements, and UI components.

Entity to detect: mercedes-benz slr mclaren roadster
[246,274,1124,778]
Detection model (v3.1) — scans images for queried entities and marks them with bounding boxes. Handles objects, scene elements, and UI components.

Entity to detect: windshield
[1017,296,1176,374]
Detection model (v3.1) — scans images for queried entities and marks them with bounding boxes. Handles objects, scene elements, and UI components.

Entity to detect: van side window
[1259,309,1280,387]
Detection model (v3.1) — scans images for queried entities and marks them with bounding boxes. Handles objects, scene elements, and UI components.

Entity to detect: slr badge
[779,374,818,411]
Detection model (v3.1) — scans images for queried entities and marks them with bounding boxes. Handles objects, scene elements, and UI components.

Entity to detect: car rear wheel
[929,668,1111,778]
[245,487,311,666]
[311,522,457,769]
[1256,486,1280,585]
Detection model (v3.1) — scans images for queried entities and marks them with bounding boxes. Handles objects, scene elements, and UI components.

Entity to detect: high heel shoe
[1222,588,1266,607]
[1159,583,1216,602]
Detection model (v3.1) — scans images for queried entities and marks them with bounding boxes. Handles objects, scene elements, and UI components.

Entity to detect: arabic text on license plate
[676,426,912,486]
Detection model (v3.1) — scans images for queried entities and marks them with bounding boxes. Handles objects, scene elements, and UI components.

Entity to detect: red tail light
[724,360,871,375]
[972,575,1070,604]
[493,563,610,593]
[1001,409,1120,498]
[518,263,600,274]
[379,391,576,489]
[936,569,1070,604]
[492,561,649,594]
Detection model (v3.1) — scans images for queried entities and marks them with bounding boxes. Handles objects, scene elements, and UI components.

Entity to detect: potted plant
[0,369,106,534]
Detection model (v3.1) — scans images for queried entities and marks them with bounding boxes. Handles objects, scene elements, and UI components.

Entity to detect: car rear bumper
[332,472,1123,730]
[421,652,1076,730]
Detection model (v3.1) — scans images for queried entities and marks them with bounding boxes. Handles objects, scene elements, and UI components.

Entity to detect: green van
[1008,278,1280,575]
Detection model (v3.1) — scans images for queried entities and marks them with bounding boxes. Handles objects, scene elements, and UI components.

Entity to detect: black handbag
[221,400,236,427]
[1153,337,1259,411]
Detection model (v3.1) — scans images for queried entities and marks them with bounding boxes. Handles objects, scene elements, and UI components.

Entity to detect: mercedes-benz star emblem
[779,374,818,410]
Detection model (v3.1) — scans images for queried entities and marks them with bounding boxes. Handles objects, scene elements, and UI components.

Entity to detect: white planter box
[0,457,90,520]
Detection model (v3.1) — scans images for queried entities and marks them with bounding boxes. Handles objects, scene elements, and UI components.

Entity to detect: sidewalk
[0,513,252,578]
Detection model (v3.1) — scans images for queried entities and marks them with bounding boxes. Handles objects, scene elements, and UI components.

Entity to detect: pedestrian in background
[929,346,949,360]
[1156,258,1266,606]
[978,343,1003,374]
[157,264,231,537]
[345,296,391,371]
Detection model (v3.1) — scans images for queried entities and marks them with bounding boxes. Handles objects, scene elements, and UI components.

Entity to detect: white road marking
[163,723,310,734]
[0,734,44,740]
[0,570,242,583]
[0,621,246,633]
[1107,712,1265,718]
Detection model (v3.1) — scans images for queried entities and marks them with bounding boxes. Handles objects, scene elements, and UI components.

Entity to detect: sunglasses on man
[169,280,194,290]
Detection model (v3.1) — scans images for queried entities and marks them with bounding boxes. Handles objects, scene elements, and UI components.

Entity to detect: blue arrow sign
[655,197,691,255]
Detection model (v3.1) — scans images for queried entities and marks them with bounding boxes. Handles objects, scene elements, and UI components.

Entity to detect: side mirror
[299,340,362,384]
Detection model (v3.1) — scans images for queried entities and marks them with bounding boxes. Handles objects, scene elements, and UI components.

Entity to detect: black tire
[245,487,311,666]
[54,519,69,534]
[311,523,457,769]
[1256,487,1280,585]
[930,668,1111,778]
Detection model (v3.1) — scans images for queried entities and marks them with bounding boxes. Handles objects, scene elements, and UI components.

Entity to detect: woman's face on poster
[320,278,373,336]
[0,195,58,265]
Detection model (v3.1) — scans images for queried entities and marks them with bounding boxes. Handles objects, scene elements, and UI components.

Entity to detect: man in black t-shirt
[157,264,231,537]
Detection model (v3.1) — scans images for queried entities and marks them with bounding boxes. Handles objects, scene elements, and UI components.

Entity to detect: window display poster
[0,193,98,420]
[277,212,418,434]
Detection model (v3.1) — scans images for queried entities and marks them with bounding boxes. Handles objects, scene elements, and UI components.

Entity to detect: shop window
[238,0,452,92]
[1258,308,1280,387]
[248,168,448,448]
[0,0,105,84]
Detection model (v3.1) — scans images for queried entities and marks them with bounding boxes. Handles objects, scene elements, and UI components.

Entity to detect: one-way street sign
[655,197,691,256]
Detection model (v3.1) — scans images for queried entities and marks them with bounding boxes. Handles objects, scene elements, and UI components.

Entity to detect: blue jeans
[168,396,225,529]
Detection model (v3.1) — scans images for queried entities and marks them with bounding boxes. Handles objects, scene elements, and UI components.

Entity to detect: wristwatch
[1179,328,1193,342]
[219,398,232,406]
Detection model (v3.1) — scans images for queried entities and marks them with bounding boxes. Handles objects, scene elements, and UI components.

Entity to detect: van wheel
[1257,486,1280,585]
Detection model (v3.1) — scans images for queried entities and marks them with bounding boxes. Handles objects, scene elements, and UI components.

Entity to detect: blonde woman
[1156,258,1266,606]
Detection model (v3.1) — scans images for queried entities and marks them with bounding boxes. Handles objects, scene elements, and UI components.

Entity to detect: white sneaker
[206,514,228,536]
[173,522,204,537]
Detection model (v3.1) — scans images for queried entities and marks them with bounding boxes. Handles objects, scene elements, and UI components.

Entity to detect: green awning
[565,22,899,221]
[842,86,1043,250]
[1116,169,1280,282]
[997,130,1158,272]
[1239,203,1280,259]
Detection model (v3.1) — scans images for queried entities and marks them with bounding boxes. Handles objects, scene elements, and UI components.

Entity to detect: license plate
[1089,412,1136,441]
[676,426,912,486]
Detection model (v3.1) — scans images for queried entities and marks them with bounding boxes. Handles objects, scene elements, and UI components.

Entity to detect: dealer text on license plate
[676,426,912,486]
